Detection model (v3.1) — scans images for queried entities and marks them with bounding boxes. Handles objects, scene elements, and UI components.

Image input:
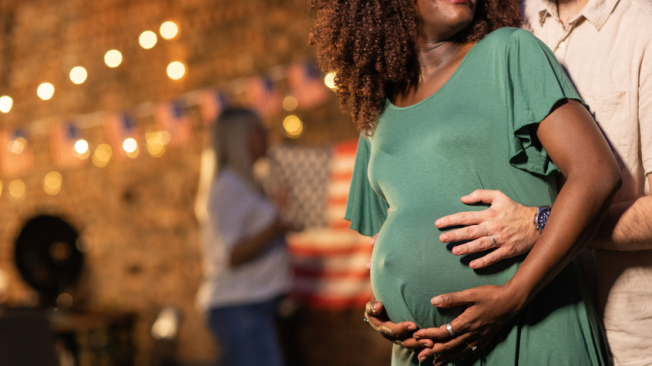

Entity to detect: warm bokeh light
[324,72,337,90]
[8,180,25,202]
[282,95,298,111]
[69,66,88,84]
[283,115,303,138]
[123,138,138,153]
[139,31,157,49]
[37,83,55,100]
[74,139,89,154]
[160,21,179,39]
[44,171,62,195]
[104,50,123,68]
[7,137,27,154]
[92,144,112,167]
[0,96,13,113]
[145,128,170,158]
[167,62,185,80]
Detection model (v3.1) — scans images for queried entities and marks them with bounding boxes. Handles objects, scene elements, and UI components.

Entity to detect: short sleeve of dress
[505,29,586,176]
[344,134,389,237]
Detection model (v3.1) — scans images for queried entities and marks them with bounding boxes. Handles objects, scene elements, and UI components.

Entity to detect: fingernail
[370,237,376,245]
[435,219,442,226]
[419,356,426,362]
[407,325,416,331]
[440,234,448,242]
[366,262,371,270]
[470,262,477,269]
[454,248,464,255]
[413,334,421,339]
[431,297,442,306]
[373,303,379,312]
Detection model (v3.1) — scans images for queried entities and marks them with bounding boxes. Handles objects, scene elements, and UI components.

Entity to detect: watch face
[537,208,551,230]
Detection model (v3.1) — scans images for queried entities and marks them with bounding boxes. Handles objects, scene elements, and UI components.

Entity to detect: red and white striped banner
[50,123,84,169]
[286,62,329,110]
[154,101,193,146]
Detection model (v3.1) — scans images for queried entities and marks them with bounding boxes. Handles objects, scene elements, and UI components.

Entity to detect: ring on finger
[446,322,456,337]
[488,235,497,248]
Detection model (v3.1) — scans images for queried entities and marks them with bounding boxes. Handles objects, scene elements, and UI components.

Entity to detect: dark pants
[207,299,284,366]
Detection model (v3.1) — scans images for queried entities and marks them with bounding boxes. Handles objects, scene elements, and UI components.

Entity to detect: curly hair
[309,0,522,132]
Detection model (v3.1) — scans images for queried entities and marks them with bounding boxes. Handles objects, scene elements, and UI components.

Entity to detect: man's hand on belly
[435,190,539,268]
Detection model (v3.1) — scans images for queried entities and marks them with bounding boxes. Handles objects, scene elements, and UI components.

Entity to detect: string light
[70,67,88,84]
[283,115,303,138]
[324,72,337,90]
[37,83,55,100]
[8,180,25,202]
[145,128,170,158]
[104,50,123,68]
[167,62,185,80]
[74,139,89,154]
[92,144,112,168]
[139,31,157,49]
[7,137,27,154]
[123,138,139,158]
[282,95,298,111]
[160,21,178,39]
[0,96,12,113]
[44,171,62,195]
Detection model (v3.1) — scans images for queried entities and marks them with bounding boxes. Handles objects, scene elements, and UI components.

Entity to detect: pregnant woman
[310,0,620,365]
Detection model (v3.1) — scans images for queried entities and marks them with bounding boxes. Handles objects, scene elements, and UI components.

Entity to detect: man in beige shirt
[522,1,652,364]
[364,0,652,364]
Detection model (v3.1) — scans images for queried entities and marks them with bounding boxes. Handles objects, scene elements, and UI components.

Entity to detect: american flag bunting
[0,129,34,177]
[154,101,193,146]
[286,62,329,110]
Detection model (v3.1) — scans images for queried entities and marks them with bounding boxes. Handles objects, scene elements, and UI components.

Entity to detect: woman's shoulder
[480,27,542,51]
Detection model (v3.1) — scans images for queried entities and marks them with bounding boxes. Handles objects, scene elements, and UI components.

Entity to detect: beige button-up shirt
[523,0,652,365]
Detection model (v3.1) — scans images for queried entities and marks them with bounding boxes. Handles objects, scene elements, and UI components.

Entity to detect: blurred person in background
[365,0,652,364]
[195,108,300,366]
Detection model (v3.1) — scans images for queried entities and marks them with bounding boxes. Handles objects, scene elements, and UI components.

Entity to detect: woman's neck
[417,39,470,84]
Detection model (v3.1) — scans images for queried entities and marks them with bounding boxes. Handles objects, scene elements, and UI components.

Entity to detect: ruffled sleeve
[505,29,588,176]
[344,134,389,237]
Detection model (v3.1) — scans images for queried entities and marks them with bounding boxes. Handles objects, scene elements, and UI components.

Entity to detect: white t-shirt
[196,168,291,311]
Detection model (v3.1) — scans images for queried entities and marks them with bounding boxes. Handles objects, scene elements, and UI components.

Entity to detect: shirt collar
[537,0,619,31]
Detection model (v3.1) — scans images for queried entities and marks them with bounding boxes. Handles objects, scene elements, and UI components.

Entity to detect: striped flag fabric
[154,101,193,146]
[286,62,329,110]
[246,77,282,117]
[198,90,229,125]
[50,123,84,168]
[104,113,139,158]
[281,140,372,309]
[0,129,34,177]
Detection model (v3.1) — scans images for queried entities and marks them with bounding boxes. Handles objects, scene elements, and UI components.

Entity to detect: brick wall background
[0,0,392,365]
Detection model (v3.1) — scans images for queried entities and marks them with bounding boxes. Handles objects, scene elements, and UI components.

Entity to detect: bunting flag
[0,129,34,177]
[104,112,139,159]
[286,62,329,110]
[50,123,84,169]
[154,100,193,146]
[246,77,282,117]
[286,140,372,309]
[198,90,229,125]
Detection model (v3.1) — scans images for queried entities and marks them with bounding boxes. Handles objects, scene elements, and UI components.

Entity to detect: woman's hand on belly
[412,283,524,365]
[364,295,435,349]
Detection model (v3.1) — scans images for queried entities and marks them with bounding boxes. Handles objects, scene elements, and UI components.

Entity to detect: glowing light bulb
[104,50,123,68]
[7,137,27,154]
[139,31,157,49]
[74,139,89,154]
[0,96,13,113]
[92,144,112,167]
[70,66,88,84]
[283,115,303,138]
[167,62,185,80]
[160,21,179,39]
[37,83,55,100]
[282,95,298,111]
[44,171,62,195]
[123,138,137,153]
[324,72,337,90]
[8,179,25,202]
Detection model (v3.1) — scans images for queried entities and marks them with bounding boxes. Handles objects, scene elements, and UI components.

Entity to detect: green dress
[345,28,610,366]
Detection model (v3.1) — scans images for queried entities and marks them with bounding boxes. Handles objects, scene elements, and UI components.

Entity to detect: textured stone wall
[0,0,381,365]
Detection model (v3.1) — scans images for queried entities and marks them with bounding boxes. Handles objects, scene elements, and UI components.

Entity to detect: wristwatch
[534,206,551,232]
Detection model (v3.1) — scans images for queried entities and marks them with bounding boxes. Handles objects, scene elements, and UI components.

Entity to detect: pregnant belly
[370,215,521,329]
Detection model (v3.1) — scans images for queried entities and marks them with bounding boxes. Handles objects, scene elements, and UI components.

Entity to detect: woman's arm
[413,99,621,364]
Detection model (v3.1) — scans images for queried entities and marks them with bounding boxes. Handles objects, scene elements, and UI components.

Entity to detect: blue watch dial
[536,207,551,231]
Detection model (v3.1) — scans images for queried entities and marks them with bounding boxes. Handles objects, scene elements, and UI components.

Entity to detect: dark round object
[14,215,83,304]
